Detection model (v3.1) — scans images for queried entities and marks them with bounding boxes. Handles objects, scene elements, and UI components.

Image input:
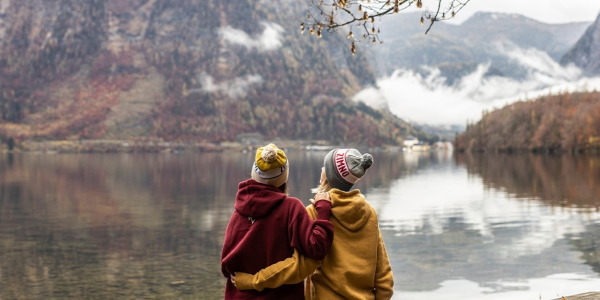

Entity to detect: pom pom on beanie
[361,153,373,170]
[261,144,278,163]
[251,143,289,188]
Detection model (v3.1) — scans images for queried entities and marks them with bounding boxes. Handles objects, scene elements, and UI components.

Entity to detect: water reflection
[455,153,600,209]
[0,151,599,299]
[0,153,254,299]
[368,152,600,299]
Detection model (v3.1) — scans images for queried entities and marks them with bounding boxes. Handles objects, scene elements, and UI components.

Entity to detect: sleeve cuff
[234,272,257,291]
[314,200,332,220]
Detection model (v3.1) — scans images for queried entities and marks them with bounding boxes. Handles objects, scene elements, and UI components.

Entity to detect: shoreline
[0,139,415,154]
[1,139,262,154]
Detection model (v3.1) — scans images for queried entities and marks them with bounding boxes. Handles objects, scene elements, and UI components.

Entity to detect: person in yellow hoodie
[232,148,394,300]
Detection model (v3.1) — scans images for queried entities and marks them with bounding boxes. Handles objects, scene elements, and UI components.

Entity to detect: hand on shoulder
[310,191,330,205]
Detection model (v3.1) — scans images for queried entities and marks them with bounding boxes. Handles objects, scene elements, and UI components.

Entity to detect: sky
[444,0,600,24]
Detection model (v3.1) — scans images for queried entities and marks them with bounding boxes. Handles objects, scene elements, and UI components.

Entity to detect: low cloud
[219,21,285,52]
[190,72,264,99]
[354,45,600,126]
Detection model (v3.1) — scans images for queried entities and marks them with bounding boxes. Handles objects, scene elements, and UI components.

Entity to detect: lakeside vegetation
[455,91,600,153]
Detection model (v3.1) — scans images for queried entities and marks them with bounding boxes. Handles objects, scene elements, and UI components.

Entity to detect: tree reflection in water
[0,153,254,299]
[455,153,600,209]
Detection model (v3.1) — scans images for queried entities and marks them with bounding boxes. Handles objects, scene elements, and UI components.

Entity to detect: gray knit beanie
[324,148,373,191]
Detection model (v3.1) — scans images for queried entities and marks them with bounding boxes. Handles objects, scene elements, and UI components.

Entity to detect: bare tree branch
[301,0,471,54]
[424,0,442,34]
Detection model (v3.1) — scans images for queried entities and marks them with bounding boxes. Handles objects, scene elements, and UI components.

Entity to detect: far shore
[0,139,434,154]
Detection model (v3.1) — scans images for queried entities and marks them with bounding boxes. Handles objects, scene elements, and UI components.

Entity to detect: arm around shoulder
[234,249,321,291]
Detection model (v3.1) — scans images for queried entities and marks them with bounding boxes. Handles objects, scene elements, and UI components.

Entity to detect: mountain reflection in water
[0,151,599,300]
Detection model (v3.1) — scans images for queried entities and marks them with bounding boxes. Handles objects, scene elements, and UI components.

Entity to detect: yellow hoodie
[235,189,394,300]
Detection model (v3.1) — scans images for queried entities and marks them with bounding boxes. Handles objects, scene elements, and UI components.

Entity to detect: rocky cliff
[561,13,600,75]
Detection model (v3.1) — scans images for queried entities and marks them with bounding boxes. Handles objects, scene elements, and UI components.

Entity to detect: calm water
[1,151,599,299]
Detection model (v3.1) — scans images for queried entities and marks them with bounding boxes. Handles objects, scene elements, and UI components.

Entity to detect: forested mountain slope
[454,91,600,153]
[0,0,422,147]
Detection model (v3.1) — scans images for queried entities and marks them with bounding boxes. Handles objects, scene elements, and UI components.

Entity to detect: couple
[221,144,394,299]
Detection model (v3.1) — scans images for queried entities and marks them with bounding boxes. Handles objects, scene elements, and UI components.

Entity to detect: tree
[302,0,471,54]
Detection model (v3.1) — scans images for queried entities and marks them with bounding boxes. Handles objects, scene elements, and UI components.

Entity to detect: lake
[1,150,599,299]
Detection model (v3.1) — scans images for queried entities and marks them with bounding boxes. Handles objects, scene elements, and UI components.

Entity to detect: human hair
[278,182,288,195]
[311,178,332,194]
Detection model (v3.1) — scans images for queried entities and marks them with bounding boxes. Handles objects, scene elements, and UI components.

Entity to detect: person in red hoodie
[221,143,334,300]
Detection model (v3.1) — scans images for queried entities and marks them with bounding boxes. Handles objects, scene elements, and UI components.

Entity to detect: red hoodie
[221,179,333,300]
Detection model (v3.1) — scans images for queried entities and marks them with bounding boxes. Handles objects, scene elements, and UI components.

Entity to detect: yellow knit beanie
[251,144,289,187]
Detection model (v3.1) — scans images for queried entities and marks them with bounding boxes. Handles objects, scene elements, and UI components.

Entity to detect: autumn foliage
[454,91,600,153]
[0,0,427,150]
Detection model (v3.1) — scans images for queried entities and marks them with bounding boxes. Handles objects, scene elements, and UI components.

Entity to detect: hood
[329,189,371,232]
[234,179,287,219]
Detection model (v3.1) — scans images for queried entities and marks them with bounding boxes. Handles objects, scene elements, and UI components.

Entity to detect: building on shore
[403,136,419,149]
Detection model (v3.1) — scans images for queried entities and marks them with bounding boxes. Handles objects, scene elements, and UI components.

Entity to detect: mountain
[0,2,593,149]
[370,11,590,82]
[350,11,594,137]
[0,0,424,148]
[561,13,600,75]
